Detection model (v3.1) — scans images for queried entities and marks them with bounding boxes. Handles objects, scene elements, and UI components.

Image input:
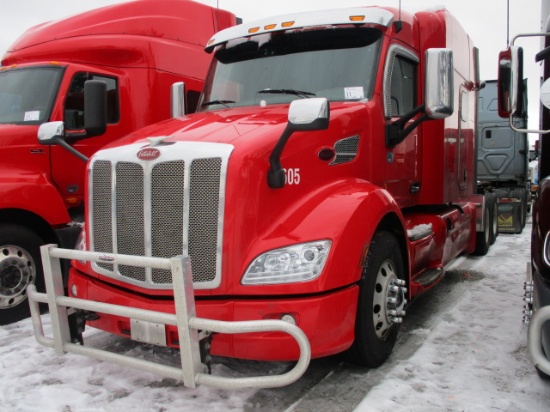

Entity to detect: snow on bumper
[27,245,311,389]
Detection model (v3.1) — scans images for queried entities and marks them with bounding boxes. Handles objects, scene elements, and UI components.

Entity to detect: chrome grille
[92,161,113,272]
[89,142,231,290]
[151,161,185,284]
[330,135,360,165]
[189,158,222,283]
[116,162,145,282]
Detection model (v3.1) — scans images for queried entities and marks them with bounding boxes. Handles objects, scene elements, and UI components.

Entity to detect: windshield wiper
[201,100,236,108]
[258,88,316,98]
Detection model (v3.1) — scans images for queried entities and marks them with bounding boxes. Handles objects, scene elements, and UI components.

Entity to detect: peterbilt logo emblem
[137,148,160,160]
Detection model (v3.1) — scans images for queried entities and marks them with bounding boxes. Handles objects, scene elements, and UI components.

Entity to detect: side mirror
[288,97,330,131]
[38,121,65,145]
[37,121,88,162]
[425,48,454,119]
[171,82,186,118]
[84,80,107,137]
[497,46,523,118]
[268,98,330,189]
[541,78,550,109]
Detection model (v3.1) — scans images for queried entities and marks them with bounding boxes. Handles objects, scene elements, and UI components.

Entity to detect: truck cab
[28,6,495,388]
[0,0,237,324]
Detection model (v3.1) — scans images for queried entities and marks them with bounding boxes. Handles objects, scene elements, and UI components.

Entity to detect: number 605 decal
[284,168,301,185]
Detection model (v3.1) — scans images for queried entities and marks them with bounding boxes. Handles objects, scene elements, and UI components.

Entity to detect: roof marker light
[248,27,260,34]
[282,21,295,28]
[207,39,215,46]
[264,24,277,30]
[349,15,366,22]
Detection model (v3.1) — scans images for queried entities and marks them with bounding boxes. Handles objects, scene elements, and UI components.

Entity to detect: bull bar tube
[28,245,311,389]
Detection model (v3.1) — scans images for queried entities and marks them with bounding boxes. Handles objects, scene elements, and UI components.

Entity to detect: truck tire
[344,231,406,367]
[488,193,498,245]
[0,224,44,325]
[510,188,528,231]
[473,202,491,256]
[520,188,529,229]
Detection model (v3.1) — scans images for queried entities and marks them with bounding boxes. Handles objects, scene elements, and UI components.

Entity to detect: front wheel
[473,201,491,256]
[0,224,44,325]
[344,231,407,367]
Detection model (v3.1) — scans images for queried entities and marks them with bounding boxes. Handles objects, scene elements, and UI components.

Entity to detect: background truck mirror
[171,82,186,118]
[424,48,454,119]
[84,80,107,137]
[497,46,523,118]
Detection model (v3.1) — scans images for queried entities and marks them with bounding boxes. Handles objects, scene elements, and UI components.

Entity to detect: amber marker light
[281,21,295,28]
[64,197,81,207]
[207,39,215,47]
[264,23,277,30]
[349,15,365,22]
[248,27,260,33]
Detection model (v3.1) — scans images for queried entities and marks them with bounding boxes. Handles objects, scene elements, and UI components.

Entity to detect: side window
[64,73,119,130]
[384,46,419,118]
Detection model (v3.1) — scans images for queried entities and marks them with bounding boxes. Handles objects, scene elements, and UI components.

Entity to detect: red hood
[106,105,291,149]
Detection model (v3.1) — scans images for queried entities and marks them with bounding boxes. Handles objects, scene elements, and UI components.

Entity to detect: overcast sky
[0,0,544,139]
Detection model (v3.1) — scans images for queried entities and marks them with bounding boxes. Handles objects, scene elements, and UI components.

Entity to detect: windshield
[0,66,63,125]
[199,27,382,111]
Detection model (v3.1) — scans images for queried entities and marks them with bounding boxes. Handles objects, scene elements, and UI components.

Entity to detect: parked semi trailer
[477,79,530,234]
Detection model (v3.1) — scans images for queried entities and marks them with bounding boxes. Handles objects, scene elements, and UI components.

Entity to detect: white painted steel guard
[27,244,311,389]
[528,306,550,376]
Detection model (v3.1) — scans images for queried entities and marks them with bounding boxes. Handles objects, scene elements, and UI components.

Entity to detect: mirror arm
[267,125,294,189]
[535,45,550,63]
[386,104,427,148]
[49,136,89,162]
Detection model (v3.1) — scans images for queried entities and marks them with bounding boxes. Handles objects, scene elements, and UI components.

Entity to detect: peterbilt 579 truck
[28,6,495,389]
[0,0,236,324]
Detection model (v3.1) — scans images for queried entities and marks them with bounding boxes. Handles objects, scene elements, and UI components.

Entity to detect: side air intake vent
[330,135,360,165]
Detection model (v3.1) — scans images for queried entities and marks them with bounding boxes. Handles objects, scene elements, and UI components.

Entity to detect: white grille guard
[28,245,311,389]
[528,306,550,376]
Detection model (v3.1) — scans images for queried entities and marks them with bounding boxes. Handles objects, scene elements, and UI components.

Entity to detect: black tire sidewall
[352,231,405,367]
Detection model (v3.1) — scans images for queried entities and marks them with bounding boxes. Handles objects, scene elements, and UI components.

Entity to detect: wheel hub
[372,259,407,340]
[0,246,34,309]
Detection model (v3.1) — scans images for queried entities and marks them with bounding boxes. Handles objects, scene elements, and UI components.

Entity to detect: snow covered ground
[1,218,549,411]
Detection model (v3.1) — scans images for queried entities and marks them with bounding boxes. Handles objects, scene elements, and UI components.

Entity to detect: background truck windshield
[0,67,62,125]
[200,27,382,110]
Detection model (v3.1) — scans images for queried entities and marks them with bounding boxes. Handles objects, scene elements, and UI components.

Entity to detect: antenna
[399,0,402,21]
[394,0,403,33]
[507,0,510,46]
[214,0,220,32]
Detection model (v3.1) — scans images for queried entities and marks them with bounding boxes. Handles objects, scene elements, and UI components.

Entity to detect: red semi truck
[0,0,236,324]
[29,6,495,388]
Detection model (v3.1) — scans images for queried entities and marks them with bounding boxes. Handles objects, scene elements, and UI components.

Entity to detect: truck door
[382,45,421,208]
[50,72,120,215]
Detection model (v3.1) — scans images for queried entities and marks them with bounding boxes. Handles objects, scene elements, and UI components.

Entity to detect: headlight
[544,232,550,267]
[242,240,331,285]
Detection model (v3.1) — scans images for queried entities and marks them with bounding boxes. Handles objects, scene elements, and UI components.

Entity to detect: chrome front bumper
[28,245,311,389]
